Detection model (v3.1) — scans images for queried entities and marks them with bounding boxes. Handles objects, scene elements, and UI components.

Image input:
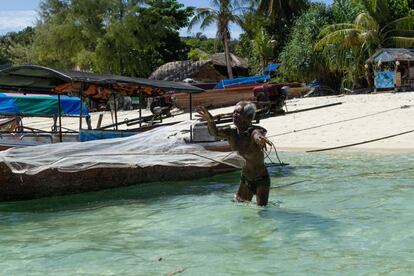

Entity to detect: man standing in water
[197,101,272,206]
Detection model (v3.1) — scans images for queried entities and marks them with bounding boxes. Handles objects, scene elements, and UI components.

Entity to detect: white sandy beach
[263,92,414,153]
[203,91,414,153]
[21,91,414,153]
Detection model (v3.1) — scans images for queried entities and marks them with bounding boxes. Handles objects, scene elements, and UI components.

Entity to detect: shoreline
[277,146,414,154]
[16,91,414,155]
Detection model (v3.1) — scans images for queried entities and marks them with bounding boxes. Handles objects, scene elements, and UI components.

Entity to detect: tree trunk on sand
[223,37,233,79]
[261,56,266,75]
[365,67,373,88]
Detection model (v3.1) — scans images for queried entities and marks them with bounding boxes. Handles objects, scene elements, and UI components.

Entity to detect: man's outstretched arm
[196,106,230,139]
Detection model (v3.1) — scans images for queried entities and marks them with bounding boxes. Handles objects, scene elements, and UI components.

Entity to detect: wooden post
[406,60,411,89]
[79,83,84,130]
[189,93,193,120]
[394,61,398,92]
[113,93,119,130]
[189,92,193,142]
[139,92,142,128]
[57,94,63,142]
[96,113,104,129]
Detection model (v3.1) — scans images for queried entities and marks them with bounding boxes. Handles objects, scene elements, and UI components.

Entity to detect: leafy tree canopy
[28,0,193,77]
[279,4,333,83]
[0,27,35,65]
[256,0,309,58]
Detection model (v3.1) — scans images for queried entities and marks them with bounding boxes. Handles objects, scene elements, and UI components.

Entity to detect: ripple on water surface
[0,152,413,275]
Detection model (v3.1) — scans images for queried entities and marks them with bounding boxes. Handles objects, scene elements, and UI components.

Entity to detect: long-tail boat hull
[0,163,236,202]
[174,85,256,110]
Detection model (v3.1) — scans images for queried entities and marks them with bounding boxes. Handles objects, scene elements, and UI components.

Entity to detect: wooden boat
[287,83,310,99]
[174,84,257,110]
[174,82,310,110]
[0,162,235,201]
[0,119,237,201]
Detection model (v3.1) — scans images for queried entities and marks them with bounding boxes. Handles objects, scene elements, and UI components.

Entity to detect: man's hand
[253,130,272,151]
[196,106,214,124]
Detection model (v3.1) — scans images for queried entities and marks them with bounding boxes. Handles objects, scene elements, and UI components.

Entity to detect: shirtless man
[197,101,272,206]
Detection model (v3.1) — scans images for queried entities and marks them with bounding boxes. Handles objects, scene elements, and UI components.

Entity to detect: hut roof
[210,53,248,68]
[367,48,414,63]
[149,53,248,81]
[149,60,209,81]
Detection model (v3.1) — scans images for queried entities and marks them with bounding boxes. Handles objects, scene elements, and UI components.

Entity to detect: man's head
[233,101,256,129]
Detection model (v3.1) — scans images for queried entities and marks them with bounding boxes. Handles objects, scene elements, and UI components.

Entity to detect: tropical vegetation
[0,0,412,89]
[315,0,414,89]
[1,0,193,77]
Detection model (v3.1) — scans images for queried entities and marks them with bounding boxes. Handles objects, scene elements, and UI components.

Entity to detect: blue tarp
[214,75,271,89]
[308,80,321,90]
[0,93,89,117]
[374,71,395,89]
[79,130,137,142]
[264,63,281,73]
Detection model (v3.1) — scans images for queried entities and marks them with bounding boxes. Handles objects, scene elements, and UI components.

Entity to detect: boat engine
[253,83,288,115]
[150,92,175,117]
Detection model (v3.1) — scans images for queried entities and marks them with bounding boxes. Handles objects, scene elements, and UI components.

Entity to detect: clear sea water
[0,152,413,275]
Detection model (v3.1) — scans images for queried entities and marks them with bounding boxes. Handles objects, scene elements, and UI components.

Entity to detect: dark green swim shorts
[241,174,270,194]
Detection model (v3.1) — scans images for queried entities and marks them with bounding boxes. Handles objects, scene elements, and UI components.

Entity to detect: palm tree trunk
[223,37,234,79]
[261,56,266,75]
[118,0,125,75]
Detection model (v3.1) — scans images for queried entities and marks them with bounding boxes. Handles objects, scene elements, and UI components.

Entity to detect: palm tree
[316,0,414,52]
[188,0,246,79]
[257,0,307,18]
[253,0,308,62]
[251,28,276,73]
[315,13,414,51]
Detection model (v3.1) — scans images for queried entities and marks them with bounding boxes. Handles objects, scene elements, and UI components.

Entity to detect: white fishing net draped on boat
[0,120,244,175]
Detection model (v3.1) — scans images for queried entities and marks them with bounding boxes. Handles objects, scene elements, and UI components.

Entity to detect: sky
[0,0,334,37]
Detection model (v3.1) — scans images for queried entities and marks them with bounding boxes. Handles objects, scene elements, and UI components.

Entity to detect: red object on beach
[253,83,282,98]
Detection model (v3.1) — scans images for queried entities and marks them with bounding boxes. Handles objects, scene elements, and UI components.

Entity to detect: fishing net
[0,120,244,175]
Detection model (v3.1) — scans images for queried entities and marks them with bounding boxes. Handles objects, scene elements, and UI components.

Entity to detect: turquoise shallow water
[1,152,414,275]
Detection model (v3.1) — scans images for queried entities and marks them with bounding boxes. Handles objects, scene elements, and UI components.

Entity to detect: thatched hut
[366,48,414,91]
[149,53,249,83]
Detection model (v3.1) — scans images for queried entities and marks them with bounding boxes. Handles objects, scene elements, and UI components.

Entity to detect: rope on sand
[283,102,342,115]
[268,105,410,138]
[307,129,414,152]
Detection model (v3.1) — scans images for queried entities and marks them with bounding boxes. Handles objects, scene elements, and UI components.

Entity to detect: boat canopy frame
[0,65,204,139]
[0,65,203,96]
